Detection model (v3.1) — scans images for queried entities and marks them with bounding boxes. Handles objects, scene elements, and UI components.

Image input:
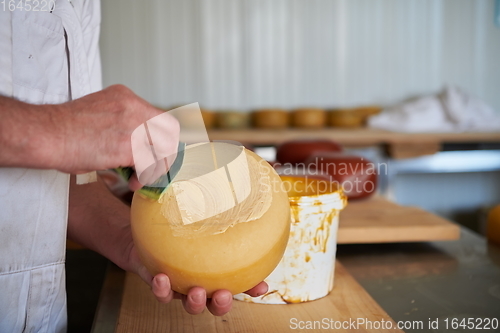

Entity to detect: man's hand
[68,176,268,316]
[0,85,179,177]
[125,244,268,315]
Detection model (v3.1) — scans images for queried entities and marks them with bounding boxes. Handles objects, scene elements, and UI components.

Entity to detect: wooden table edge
[91,261,404,333]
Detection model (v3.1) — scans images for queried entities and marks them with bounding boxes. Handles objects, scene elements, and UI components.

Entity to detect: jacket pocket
[12,11,69,104]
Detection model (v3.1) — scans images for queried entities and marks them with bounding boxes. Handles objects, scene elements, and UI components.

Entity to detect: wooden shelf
[208,128,500,158]
[208,128,500,146]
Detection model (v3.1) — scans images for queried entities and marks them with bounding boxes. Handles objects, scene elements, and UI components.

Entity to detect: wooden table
[111,263,402,333]
[91,198,461,333]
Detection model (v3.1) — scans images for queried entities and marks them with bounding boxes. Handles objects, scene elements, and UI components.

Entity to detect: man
[0,1,266,331]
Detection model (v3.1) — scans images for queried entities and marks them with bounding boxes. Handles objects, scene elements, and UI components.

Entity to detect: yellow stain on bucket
[234,175,347,304]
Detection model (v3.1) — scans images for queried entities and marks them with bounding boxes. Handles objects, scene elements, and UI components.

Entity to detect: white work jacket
[0,0,102,331]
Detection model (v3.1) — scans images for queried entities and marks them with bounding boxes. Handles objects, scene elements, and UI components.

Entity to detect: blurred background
[68,1,500,331]
[98,0,500,231]
[100,0,500,110]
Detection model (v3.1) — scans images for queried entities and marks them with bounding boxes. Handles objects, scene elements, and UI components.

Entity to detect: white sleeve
[81,0,103,92]
[0,10,13,97]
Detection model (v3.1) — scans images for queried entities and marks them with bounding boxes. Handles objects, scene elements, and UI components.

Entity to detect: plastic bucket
[235,175,347,304]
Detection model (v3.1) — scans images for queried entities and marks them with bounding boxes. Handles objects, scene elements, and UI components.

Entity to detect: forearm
[67,175,133,270]
[1,86,177,174]
[0,95,63,169]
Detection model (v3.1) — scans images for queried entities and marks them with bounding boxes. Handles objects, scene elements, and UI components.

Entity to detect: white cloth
[368,86,500,133]
[0,1,102,331]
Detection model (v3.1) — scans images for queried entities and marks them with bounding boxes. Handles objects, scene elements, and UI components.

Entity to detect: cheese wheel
[131,143,291,296]
[276,139,343,166]
[252,109,289,129]
[215,111,250,129]
[305,153,378,200]
[291,108,326,128]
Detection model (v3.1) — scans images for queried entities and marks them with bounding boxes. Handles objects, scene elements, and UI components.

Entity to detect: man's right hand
[0,84,180,182]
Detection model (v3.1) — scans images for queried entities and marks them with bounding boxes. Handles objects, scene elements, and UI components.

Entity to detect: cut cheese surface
[158,142,272,235]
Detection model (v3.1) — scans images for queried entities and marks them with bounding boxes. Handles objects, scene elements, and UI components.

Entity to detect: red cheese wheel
[305,153,377,200]
[276,139,343,166]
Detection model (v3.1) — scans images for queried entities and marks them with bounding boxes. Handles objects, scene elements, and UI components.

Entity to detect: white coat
[0,0,102,331]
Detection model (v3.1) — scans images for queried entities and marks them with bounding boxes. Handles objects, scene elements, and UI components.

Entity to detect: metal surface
[90,263,125,333]
[91,227,500,333]
[390,150,500,174]
[338,228,500,332]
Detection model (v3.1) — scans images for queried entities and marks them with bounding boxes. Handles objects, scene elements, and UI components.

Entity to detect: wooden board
[115,262,402,333]
[338,197,460,244]
[387,142,441,159]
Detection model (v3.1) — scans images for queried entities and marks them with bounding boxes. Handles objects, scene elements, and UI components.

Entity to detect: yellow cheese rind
[131,147,291,296]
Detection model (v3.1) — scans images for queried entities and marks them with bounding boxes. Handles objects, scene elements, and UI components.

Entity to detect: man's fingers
[128,173,142,192]
[244,281,268,297]
[131,111,180,186]
[152,274,174,304]
[136,265,153,285]
[182,287,207,315]
[172,291,184,300]
[207,290,233,316]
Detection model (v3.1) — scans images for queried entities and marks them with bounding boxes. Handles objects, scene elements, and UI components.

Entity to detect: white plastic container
[235,176,347,304]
